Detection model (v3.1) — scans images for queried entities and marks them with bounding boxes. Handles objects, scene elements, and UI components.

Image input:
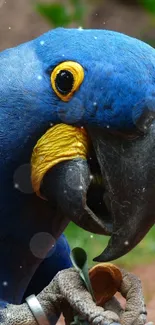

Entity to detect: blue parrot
[0,28,155,324]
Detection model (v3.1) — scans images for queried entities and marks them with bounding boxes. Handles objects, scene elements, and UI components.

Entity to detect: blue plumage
[0,27,155,305]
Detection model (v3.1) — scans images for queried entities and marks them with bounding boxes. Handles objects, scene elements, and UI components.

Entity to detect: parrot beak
[33,119,155,262]
[88,125,155,262]
[41,158,113,236]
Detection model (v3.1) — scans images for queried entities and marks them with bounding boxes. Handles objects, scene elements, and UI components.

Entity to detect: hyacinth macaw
[0,27,154,324]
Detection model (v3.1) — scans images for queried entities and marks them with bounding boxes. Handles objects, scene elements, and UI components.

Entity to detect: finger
[57,268,120,325]
[133,313,148,325]
[121,312,147,325]
[119,269,147,325]
[104,296,124,318]
[61,301,74,325]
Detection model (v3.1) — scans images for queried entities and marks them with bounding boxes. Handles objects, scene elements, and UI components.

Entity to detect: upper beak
[88,125,155,261]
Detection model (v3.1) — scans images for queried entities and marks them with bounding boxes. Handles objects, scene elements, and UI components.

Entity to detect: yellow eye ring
[51,61,84,102]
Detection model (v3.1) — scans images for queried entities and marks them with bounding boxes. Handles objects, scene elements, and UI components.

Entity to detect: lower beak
[89,126,155,261]
[41,158,112,235]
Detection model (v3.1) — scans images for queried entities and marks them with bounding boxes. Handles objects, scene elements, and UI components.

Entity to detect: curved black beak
[39,117,155,263]
[89,125,155,262]
[41,158,112,236]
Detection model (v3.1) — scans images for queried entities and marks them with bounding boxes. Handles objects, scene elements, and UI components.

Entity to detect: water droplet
[78,26,83,30]
[94,36,97,40]
[37,75,42,80]
[93,102,97,107]
[90,235,93,238]
[30,232,56,259]
[13,164,34,194]
[124,240,129,246]
[40,40,45,46]
[90,175,93,180]
[2,281,8,287]
[14,183,19,189]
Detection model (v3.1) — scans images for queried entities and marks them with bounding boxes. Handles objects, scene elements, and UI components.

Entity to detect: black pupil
[55,70,74,95]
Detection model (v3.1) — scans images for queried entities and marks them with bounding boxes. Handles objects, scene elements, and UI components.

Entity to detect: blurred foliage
[138,0,155,47]
[142,37,155,47]
[34,0,155,28]
[139,0,155,14]
[118,0,155,12]
[65,223,155,269]
[35,0,86,27]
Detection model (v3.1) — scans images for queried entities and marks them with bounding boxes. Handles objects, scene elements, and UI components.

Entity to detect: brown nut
[89,263,122,306]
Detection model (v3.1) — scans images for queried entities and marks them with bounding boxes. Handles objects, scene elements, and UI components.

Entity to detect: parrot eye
[55,70,74,95]
[51,61,84,102]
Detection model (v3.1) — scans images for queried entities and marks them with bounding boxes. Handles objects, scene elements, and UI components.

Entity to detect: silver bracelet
[25,294,51,325]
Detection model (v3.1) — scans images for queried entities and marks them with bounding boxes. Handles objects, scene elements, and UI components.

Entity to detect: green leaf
[70,315,89,325]
[70,0,85,22]
[70,247,95,301]
[139,0,155,14]
[35,3,72,27]
[70,248,95,325]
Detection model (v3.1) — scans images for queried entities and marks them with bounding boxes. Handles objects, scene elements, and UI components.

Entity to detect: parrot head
[1,28,155,262]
